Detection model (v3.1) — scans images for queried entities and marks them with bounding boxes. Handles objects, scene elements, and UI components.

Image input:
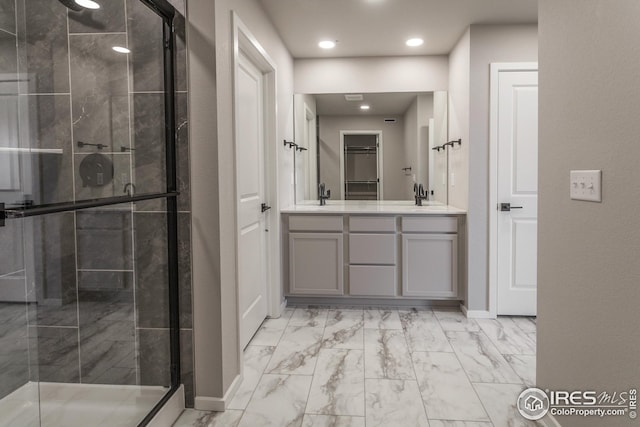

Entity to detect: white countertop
[281,201,466,215]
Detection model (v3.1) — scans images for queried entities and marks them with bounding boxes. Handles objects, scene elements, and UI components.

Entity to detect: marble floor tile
[503,354,536,387]
[322,310,364,350]
[228,345,275,410]
[306,349,364,416]
[326,309,364,323]
[473,383,537,427]
[364,308,402,330]
[364,329,414,380]
[510,317,537,335]
[302,414,365,427]
[266,326,324,375]
[290,307,329,328]
[172,409,244,427]
[412,352,489,422]
[364,379,429,427]
[429,421,494,427]
[526,332,536,345]
[446,331,522,384]
[238,374,312,427]
[433,310,480,332]
[249,310,293,347]
[399,309,453,353]
[476,318,536,355]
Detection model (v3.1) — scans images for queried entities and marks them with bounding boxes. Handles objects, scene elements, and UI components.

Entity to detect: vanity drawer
[289,215,343,232]
[349,216,396,233]
[402,216,458,233]
[349,234,396,265]
[349,266,396,296]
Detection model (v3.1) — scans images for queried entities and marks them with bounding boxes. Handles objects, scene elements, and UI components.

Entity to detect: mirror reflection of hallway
[341,132,381,200]
[294,92,449,203]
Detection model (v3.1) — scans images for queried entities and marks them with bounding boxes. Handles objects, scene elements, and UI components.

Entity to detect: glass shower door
[0,0,182,426]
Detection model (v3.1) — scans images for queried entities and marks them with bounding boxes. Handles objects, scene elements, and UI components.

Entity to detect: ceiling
[259,0,538,58]
[315,92,424,116]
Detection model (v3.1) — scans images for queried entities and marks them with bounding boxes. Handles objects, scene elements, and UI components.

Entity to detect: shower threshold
[0,382,168,427]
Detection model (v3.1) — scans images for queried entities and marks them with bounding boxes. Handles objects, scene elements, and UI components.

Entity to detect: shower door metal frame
[0,0,183,425]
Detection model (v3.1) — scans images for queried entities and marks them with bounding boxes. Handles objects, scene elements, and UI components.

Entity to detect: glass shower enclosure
[0,0,181,425]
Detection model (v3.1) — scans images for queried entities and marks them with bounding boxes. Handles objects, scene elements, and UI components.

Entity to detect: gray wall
[448,25,538,311]
[295,56,449,94]
[189,0,294,405]
[538,2,640,426]
[467,24,538,311]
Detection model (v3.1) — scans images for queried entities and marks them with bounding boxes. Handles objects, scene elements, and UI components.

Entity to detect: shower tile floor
[0,382,167,427]
[173,306,538,427]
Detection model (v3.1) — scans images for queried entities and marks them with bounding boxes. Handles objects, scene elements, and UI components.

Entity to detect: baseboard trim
[460,304,495,319]
[287,296,460,308]
[539,413,562,427]
[147,385,185,427]
[279,299,288,316]
[194,374,242,412]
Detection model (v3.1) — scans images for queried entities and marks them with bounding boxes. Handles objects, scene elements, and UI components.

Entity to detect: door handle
[261,203,271,213]
[500,203,523,212]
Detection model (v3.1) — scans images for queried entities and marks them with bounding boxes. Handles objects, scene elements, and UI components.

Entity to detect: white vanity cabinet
[348,216,397,296]
[283,207,465,301]
[401,217,458,298]
[288,216,344,295]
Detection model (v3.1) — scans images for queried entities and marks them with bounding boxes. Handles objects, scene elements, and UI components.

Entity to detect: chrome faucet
[414,183,428,206]
[319,183,331,206]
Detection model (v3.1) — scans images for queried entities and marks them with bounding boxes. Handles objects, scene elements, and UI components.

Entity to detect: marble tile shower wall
[0,0,194,406]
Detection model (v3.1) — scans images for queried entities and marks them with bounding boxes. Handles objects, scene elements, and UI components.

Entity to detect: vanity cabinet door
[402,234,458,298]
[289,233,344,295]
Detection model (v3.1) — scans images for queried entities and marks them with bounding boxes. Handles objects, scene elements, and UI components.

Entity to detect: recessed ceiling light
[74,0,100,9]
[318,40,336,49]
[406,38,424,47]
[112,46,130,54]
[360,105,370,110]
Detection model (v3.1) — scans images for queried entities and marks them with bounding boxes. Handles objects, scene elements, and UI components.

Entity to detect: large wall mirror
[294,91,449,204]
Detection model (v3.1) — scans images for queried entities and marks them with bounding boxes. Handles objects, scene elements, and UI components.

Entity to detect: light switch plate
[570,170,602,202]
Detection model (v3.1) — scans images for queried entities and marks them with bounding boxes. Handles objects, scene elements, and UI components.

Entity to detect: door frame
[488,62,538,318]
[232,14,281,336]
[339,130,384,200]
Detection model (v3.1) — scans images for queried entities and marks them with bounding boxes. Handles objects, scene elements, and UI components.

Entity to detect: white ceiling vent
[384,118,397,123]
[344,94,364,102]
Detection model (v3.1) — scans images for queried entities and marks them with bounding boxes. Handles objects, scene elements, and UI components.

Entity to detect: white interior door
[305,106,317,200]
[496,68,538,316]
[236,51,269,348]
[428,118,435,195]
